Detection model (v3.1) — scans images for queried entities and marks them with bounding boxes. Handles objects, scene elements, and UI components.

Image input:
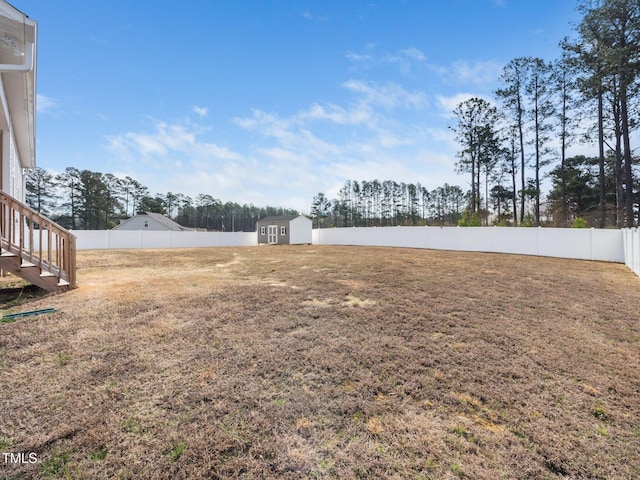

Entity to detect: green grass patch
[122,417,146,434]
[89,447,107,461]
[40,447,72,478]
[165,442,186,462]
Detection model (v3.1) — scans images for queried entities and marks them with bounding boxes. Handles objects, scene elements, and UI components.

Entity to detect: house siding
[9,131,22,200]
[113,212,191,231]
[0,81,25,201]
[114,216,168,231]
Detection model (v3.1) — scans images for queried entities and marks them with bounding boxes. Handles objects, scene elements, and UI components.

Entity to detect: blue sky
[22,0,581,213]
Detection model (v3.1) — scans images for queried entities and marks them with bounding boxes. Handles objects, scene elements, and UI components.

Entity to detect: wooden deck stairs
[0,192,76,292]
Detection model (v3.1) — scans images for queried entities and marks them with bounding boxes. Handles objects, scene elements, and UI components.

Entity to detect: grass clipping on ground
[1,245,640,479]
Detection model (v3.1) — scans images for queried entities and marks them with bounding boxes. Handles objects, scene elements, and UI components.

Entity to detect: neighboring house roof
[258,215,308,223]
[113,212,193,231]
[145,212,192,231]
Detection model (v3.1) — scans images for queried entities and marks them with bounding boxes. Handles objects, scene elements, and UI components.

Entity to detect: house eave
[0,3,37,169]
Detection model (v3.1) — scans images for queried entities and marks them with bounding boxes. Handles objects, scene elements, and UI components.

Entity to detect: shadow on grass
[0,278,49,311]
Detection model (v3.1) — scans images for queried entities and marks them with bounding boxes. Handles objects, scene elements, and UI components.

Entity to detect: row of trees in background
[25,167,297,231]
[450,0,640,228]
[310,180,466,227]
[311,154,622,228]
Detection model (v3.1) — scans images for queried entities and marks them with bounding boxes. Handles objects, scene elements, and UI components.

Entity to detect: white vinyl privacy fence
[312,226,625,263]
[65,226,640,277]
[70,230,256,250]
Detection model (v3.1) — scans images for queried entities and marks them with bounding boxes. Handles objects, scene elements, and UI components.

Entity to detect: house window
[260,226,266,235]
[280,226,287,235]
[144,220,149,228]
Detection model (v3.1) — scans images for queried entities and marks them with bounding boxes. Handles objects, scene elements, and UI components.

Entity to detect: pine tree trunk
[598,89,606,228]
[621,87,634,227]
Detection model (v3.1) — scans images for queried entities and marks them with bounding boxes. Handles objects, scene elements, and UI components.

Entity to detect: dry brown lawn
[1,245,639,479]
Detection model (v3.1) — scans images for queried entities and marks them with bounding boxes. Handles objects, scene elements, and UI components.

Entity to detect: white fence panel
[70,230,256,250]
[635,229,639,275]
[74,230,112,249]
[537,228,591,259]
[109,231,144,249]
[313,226,626,264]
[635,229,640,275]
[489,228,538,256]
[590,228,626,263]
[623,228,640,276]
[141,231,172,249]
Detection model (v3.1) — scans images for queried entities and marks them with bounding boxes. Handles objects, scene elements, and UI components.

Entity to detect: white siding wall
[0,130,23,200]
[8,131,23,200]
[115,216,167,231]
[289,216,312,244]
[0,80,25,201]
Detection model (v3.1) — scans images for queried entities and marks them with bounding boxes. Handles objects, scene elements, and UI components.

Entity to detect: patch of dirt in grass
[1,245,640,479]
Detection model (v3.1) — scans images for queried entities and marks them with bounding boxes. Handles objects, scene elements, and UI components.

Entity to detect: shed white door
[267,225,278,244]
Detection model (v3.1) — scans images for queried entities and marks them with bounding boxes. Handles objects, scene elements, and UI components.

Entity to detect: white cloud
[193,105,208,118]
[345,51,373,63]
[345,46,427,74]
[238,82,428,149]
[400,47,426,62]
[300,11,329,21]
[434,59,503,86]
[297,102,371,126]
[342,79,428,110]
[234,81,430,175]
[428,127,458,151]
[233,109,291,138]
[450,59,503,85]
[105,118,243,176]
[37,94,58,115]
[435,92,494,117]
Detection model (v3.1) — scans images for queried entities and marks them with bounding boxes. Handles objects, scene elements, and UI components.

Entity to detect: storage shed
[257,215,312,245]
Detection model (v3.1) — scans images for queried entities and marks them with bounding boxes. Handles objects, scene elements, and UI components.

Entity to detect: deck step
[0,254,69,292]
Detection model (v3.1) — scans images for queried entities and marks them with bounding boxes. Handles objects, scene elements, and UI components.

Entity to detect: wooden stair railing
[0,191,76,291]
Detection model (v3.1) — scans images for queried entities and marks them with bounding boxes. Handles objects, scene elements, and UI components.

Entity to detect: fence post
[631,228,640,275]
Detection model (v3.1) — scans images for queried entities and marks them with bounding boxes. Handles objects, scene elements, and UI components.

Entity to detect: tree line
[449,0,640,228]
[25,167,297,231]
[310,152,620,228]
[310,180,467,228]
